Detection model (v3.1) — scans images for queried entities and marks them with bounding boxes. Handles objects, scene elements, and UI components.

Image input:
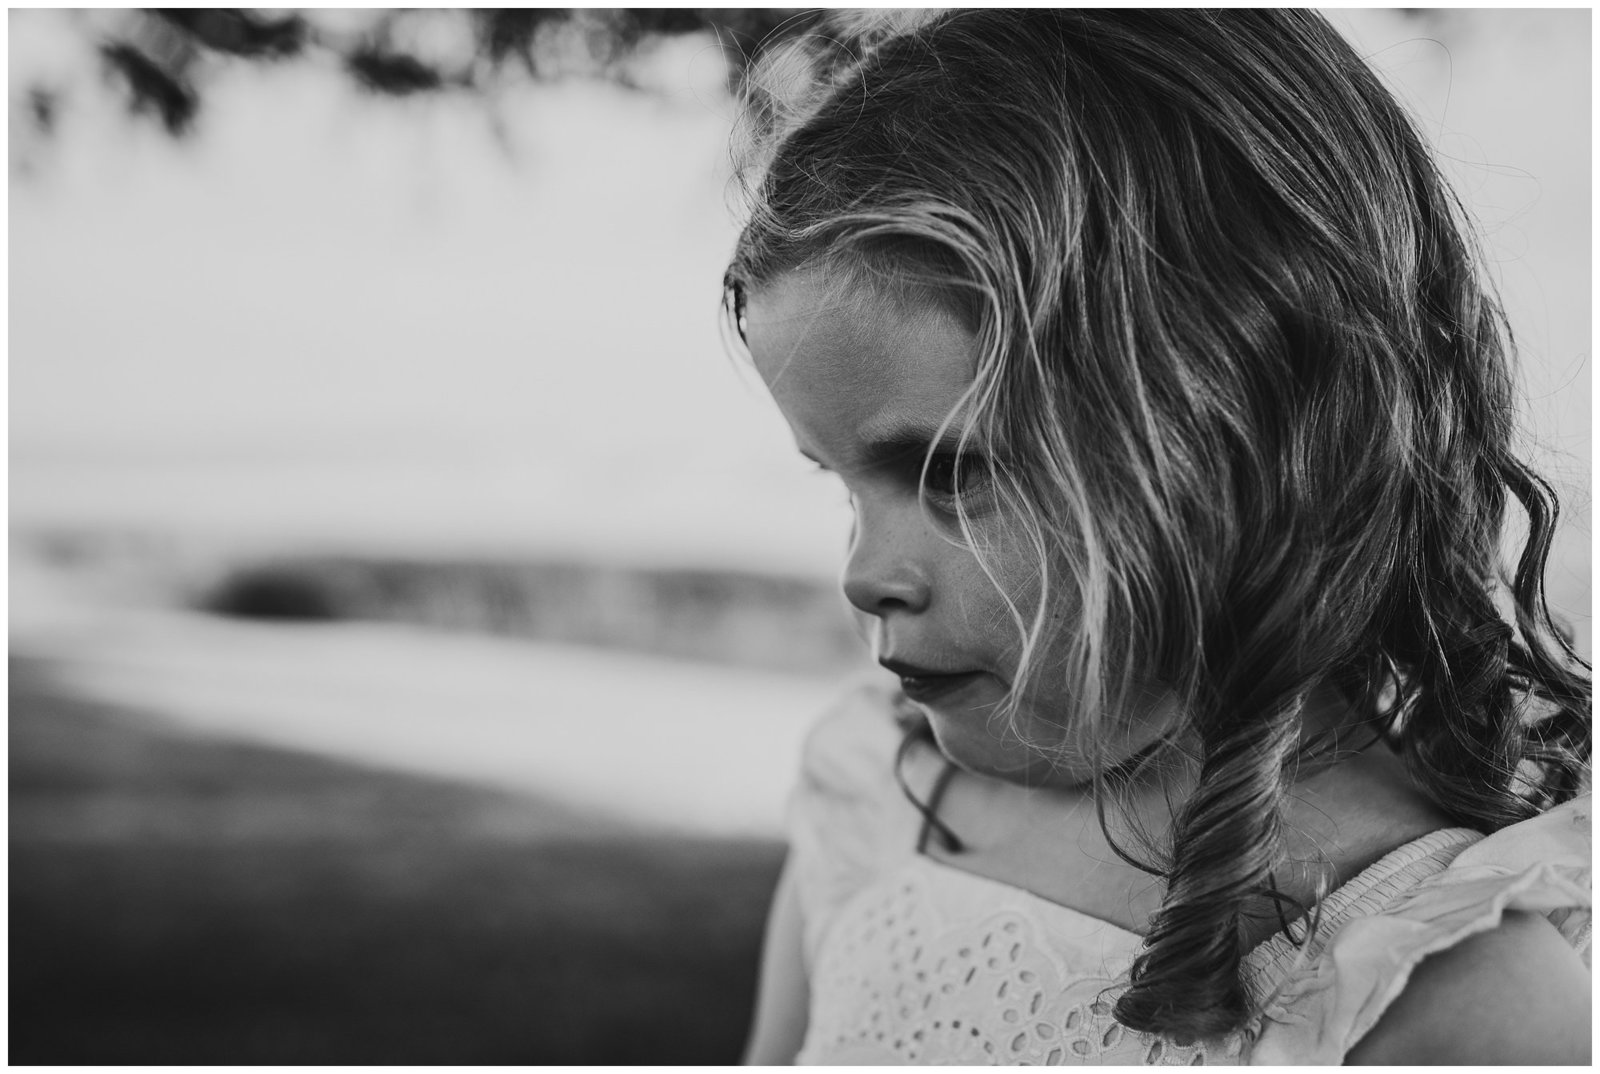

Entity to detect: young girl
[725,10,1590,1066]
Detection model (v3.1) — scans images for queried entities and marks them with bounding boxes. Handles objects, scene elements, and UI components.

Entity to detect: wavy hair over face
[724,8,1590,1039]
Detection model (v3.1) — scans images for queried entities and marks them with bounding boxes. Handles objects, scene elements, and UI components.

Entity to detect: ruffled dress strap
[1249,794,1592,1064]
[785,680,922,971]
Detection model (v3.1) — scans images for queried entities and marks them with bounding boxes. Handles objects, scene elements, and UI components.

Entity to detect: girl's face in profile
[744,267,1170,788]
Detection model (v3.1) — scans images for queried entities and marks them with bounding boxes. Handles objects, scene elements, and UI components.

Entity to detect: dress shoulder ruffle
[1249,794,1591,1064]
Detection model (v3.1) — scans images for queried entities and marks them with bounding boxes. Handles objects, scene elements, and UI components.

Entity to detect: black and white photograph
[10,7,1591,1065]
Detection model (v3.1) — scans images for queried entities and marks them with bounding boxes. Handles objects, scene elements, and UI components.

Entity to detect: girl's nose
[841,511,931,617]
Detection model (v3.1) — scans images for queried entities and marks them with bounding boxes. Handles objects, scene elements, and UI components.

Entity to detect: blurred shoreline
[13,526,868,837]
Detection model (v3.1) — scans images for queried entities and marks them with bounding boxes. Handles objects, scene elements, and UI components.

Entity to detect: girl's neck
[907,686,1454,939]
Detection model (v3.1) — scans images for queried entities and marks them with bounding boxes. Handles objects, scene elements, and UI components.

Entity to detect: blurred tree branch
[25,8,817,140]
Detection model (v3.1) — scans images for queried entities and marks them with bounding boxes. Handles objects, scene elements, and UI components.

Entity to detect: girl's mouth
[880,658,987,705]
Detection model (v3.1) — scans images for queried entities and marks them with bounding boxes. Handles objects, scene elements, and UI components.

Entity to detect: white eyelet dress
[787,684,1592,1065]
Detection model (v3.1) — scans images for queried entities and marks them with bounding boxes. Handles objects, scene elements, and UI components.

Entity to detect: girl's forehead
[744,265,889,328]
[743,267,983,456]
[744,267,978,387]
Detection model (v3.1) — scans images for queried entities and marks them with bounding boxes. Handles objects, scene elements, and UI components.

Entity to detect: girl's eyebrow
[796,424,974,471]
[857,425,968,468]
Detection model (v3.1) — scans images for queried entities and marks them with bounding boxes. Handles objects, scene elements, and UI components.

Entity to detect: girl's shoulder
[1249,794,1592,1064]
[1344,908,1591,1064]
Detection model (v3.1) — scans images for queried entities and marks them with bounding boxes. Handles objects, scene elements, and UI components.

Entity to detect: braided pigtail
[1113,532,1369,1037]
[1115,707,1300,1037]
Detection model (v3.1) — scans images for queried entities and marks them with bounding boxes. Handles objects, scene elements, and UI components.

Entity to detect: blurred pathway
[12,564,853,837]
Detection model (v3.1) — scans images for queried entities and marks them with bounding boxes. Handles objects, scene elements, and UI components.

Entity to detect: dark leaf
[626,9,709,36]
[345,45,445,96]
[151,9,308,59]
[613,8,708,51]
[28,88,57,134]
[100,42,198,134]
[472,8,568,71]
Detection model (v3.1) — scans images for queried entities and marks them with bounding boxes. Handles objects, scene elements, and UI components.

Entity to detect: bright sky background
[10,10,1591,634]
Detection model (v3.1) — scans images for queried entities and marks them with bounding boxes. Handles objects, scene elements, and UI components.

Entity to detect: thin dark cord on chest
[895,720,966,854]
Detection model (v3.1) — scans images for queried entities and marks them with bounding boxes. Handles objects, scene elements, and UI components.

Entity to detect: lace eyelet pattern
[798,869,1248,1064]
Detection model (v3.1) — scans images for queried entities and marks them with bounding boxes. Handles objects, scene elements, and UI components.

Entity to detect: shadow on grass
[10,656,785,1064]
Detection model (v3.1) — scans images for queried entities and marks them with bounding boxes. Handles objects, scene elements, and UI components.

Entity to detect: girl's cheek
[966,519,1087,665]
[955,529,1048,643]
[964,514,1046,600]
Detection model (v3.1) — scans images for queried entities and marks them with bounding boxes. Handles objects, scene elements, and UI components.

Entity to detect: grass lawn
[10,656,786,1064]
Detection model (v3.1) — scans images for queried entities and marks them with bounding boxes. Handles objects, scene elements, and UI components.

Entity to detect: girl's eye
[921,450,989,501]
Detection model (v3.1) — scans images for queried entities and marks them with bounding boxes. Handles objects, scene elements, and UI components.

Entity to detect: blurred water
[13,553,849,836]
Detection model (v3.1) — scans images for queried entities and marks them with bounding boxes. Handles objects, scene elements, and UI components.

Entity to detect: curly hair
[723,8,1590,1040]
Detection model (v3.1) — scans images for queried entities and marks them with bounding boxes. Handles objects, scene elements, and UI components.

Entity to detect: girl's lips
[880,659,987,706]
[897,670,986,705]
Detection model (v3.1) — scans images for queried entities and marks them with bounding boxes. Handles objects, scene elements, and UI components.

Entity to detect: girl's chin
[923,709,1096,790]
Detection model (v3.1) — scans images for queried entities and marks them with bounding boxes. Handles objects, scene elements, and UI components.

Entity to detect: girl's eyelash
[798,451,988,497]
[920,450,991,498]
